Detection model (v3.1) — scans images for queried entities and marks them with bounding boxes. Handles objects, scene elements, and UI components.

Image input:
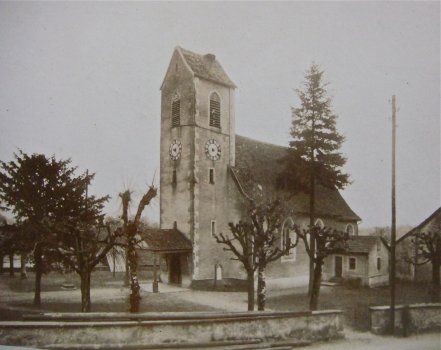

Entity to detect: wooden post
[390,95,397,334]
[153,253,158,293]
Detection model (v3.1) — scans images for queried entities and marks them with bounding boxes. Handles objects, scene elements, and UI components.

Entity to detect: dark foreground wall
[370,303,441,334]
[0,310,343,348]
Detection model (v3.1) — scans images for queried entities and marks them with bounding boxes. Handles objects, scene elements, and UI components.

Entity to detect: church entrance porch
[140,228,193,288]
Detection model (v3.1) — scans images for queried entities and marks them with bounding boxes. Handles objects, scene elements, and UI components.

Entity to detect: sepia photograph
[0,1,439,349]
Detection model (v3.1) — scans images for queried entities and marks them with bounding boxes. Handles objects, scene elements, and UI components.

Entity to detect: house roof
[345,235,381,254]
[397,207,441,243]
[140,228,192,253]
[178,47,237,88]
[231,135,361,222]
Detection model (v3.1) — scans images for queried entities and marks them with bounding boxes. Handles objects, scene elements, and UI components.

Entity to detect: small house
[396,207,441,282]
[323,235,389,287]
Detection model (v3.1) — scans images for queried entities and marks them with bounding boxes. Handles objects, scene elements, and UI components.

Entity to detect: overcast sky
[0,1,439,228]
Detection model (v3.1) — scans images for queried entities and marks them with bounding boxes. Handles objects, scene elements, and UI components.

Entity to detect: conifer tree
[283,63,350,296]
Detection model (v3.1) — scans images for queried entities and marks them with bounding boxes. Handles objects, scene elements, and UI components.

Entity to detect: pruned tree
[295,225,349,310]
[119,185,157,313]
[53,221,120,312]
[410,221,441,302]
[279,63,350,294]
[0,151,109,305]
[214,200,298,311]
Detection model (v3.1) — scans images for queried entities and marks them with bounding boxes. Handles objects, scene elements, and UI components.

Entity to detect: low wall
[368,274,389,287]
[0,310,343,348]
[369,303,441,334]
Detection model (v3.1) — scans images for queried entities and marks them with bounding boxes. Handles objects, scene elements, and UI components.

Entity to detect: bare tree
[411,222,441,302]
[295,225,348,310]
[53,222,120,312]
[215,200,298,311]
[119,185,157,313]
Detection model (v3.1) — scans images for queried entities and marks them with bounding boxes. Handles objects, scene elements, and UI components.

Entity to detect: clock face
[169,140,182,160]
[205,139,221,160]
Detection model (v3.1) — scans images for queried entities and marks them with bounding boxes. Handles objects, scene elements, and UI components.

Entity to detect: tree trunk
[431,254,440,303]
[246,270,255,311]
[9,253,14,277]
[257,265,266,311]
[309,259,323,310]
[124,247,130,286]
[33,245,42,306]
[80,270,92,312]
[20,253,27,279]
[128,228,141,313]
[308,166,316,296]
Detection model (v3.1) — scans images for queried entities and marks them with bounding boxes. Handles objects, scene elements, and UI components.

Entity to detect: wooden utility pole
[390,95,397,334]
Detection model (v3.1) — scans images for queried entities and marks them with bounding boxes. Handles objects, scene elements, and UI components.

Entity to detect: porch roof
[140,228,192,253]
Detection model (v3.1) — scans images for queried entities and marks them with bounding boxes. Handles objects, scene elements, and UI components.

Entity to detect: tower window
[209,92,220,128]
[172,169,177,185]
[171,96,180,127]
[209,168,215,184]
[377,257,381,271]
[346,224,354,236]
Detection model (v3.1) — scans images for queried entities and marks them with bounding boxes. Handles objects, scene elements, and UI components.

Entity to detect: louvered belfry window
[171,95,180,128]
[209,92,221,128]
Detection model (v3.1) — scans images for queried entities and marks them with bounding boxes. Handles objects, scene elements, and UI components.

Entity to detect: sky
[0,1,439,228]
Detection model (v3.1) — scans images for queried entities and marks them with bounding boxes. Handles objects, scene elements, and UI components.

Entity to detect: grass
[0,271,218,320]
[266,281,435,330]
[0,270,436,331]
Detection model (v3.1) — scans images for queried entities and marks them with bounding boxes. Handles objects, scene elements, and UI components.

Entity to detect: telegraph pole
[390,95,397,334]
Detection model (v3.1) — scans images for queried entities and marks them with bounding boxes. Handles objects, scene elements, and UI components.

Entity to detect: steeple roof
[177,47,237,88]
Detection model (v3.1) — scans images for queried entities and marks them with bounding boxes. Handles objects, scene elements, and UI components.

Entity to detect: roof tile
[179,47,236,88]
[232,135,361,221]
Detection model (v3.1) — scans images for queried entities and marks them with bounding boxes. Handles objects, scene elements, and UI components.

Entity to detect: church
[149,47,361,289]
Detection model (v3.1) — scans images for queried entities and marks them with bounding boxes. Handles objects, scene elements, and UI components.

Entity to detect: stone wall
[0,310,343,348]
[369,303,441,334]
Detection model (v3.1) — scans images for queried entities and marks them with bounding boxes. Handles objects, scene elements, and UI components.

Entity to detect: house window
[211,220,216,236]
[171,96,180,127]
[209,168,215,184]
[349,257,356,270]
[209,92,221,128]
[172,169,177,185]
[377,257,381,271]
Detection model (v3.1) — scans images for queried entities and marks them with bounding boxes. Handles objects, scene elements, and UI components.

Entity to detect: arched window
[345,224,354,236]
[209,92,221,128]
[281,218,296,261]
[315,218,324,228]
[171,94,180,127]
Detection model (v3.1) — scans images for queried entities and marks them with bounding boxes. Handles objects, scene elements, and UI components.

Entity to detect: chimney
[204,53,216,62]
[173,221,177,230]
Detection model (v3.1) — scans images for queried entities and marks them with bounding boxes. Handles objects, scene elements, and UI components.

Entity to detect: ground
[0,271,439,349]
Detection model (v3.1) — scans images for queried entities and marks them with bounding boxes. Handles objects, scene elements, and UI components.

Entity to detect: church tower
[159,47,237,286]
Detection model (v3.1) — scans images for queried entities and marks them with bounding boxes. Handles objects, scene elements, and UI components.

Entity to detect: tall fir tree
[283,63,350,297]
